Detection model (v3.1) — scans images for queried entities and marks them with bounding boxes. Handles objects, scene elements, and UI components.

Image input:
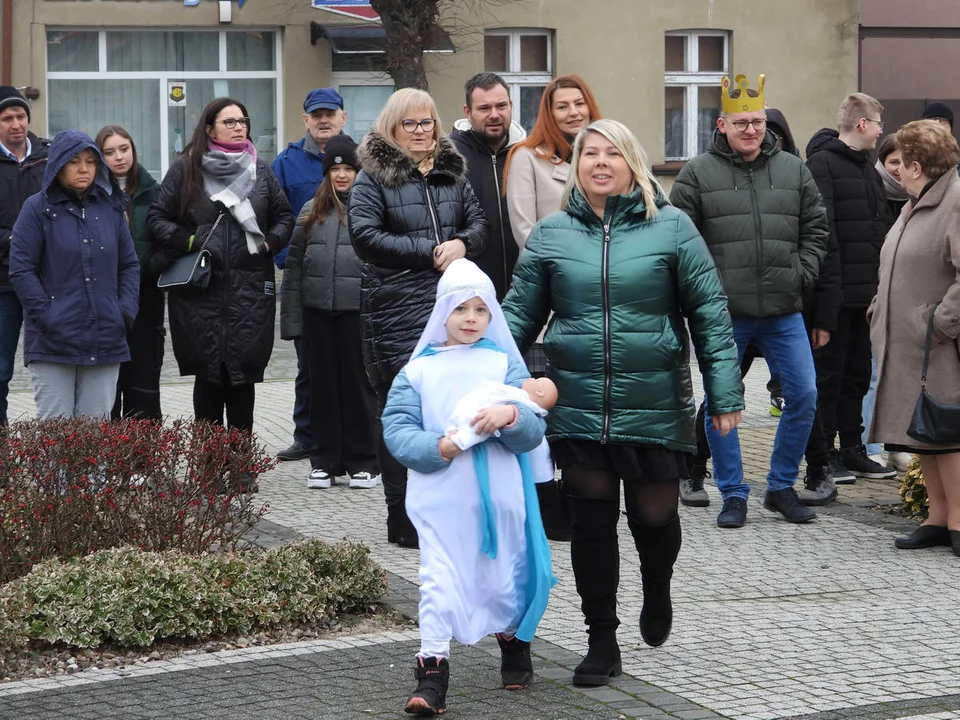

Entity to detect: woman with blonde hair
[869,120,960,556]
[502,119,743,685]
[348,87,487,548]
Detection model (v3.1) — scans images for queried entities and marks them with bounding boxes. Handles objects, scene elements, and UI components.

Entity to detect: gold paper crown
[720,74,765,114]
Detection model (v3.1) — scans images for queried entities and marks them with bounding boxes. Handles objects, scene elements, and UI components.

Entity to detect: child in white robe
[382,259,556,717]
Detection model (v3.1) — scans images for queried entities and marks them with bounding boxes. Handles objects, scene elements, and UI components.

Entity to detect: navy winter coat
[10,130,139,366]
[271,135,326,268]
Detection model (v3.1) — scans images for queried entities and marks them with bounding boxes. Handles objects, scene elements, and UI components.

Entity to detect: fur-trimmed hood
[356,131,467,189]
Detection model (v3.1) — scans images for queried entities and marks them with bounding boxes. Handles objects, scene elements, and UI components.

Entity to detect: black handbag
[156,212,224,291]
[906,302,960,444]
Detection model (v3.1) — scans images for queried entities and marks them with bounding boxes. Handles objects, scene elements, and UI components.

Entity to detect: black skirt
[550,439,690,484]
[886,443,956,457]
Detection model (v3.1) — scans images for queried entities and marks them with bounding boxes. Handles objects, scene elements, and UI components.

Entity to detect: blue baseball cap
[304,87,344,113]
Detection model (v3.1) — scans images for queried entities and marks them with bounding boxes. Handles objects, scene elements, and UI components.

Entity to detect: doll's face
[522,377,558,410]
[445,296,490,346]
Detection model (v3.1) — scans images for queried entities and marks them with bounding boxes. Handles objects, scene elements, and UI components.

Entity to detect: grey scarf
[875,158,909,206]
[201,145,265,254]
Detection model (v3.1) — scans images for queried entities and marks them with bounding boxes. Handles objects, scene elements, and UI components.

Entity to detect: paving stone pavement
[2,328,959,720]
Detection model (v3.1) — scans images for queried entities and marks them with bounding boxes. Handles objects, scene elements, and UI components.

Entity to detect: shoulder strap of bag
[920,301,941,390]
[197,212,225,253]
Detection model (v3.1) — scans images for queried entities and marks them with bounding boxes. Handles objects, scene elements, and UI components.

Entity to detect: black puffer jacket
[0,132,50,292]
[348,132,487,386]
[805,128,893,307]
[147,155,293,385]
[280,196,362,340]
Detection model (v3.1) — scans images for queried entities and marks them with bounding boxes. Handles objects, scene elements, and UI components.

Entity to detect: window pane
[665,86,685,158]
[227,32,275,71]
[519,35,548,72]
[339,85,395,141]
[519,86,546,134]
[485,35,508,72]
[698,35,725,72]
[48,79,161,180]
[665,35,686,72]
[106,31,218,71]
[698,86,721,154]
[47,31,99,72]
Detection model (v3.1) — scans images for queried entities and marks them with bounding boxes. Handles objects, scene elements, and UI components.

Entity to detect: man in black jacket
[0,86,48,425]
[449,73,526,301]
[803,92,896,495]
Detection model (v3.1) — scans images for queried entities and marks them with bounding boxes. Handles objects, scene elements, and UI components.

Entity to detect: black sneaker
[680,467,710,507]
[828,451,856,485]
[840,445,896,479]
[496,634,533,689]
[769,395,785,418]
[405,656,449,716]
[763,488,816,523]
[716,497,747,528]
[798,465,838,506]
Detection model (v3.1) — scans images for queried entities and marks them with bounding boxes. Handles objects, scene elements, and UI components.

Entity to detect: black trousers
[563,457,681,633]
[809,307,872,451]
[374,377,408,509]
[112,282,164,421]
[302,309,378,475]
[193,364,255,432]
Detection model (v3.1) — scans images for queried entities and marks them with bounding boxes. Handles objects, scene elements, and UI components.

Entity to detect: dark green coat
[669,130,829,318]
[502,186,744,452]
[128,164,159,264]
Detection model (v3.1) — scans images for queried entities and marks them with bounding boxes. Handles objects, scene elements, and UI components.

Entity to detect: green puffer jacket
[669,130,829,318]
[502,186,744,452]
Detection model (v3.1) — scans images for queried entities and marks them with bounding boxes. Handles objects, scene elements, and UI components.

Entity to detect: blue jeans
[292,336,313,446]
[704,313,818,499]
[861,358,881,456]
[0,291,22,425]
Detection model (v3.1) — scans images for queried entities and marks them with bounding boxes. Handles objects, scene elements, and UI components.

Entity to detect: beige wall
[14,0,859,166]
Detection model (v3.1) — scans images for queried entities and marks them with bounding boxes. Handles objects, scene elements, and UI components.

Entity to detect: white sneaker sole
[349,475,382,489]
[307,476,332,489]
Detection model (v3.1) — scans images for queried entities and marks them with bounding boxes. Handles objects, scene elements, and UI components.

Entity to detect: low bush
[898,454,928,517]
[0,418,274,583]
[0,540,386,649]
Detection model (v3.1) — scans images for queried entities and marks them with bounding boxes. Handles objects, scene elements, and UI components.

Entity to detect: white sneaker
[884,451,914,472]
[307,469,332,489]
[348,471,381,489]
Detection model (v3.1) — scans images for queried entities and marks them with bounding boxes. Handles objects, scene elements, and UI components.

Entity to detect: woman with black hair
[147,98,293,452]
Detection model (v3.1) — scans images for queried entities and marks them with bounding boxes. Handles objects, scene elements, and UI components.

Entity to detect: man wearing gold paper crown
[670,73,829,529]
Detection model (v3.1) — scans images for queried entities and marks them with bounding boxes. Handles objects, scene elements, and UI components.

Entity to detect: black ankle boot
[496,633,533,689]
[572,628,622,686]
[404,656,449,716]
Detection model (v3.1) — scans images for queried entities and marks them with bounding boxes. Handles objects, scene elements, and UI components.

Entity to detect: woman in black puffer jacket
[147,97,293,447]
[349,87,487,548]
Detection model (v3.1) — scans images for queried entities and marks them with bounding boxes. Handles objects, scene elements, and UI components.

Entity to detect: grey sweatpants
[28,362,120,420]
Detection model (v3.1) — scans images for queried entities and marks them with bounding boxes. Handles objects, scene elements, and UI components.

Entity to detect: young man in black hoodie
[803,93,896,498]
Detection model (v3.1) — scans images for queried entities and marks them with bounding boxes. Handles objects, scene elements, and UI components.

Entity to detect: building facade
[4,0,860,183]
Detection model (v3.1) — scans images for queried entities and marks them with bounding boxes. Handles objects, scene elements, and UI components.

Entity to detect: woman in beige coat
[868,120,960,556]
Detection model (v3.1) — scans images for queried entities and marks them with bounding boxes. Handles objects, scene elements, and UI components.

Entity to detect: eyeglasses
[729,119,767,132]
[217,117,250,129]
[863,118,885,130]
[400,118,436,133]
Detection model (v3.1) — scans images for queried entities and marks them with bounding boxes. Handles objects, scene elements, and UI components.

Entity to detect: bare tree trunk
[370,0,441,91]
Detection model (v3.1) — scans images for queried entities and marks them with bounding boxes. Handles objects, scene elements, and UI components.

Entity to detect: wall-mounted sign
[168,82,187,107]
[312,0,378,21]
[184,0,247,6]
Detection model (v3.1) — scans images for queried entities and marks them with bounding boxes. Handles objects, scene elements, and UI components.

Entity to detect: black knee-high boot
[627,514,682,648]
[569,497,622,686]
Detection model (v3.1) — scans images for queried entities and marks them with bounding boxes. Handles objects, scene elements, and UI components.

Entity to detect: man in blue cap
[272,87,348,461]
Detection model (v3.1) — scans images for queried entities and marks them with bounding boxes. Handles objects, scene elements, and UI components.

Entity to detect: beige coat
[868,169,960,450]
[505,146,570,247]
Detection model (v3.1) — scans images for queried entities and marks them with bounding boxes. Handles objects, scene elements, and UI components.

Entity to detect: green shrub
[898,455,928,516]
[0,540,386,649]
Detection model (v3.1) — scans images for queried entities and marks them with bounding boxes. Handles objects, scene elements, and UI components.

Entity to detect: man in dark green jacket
[670,87,829,529]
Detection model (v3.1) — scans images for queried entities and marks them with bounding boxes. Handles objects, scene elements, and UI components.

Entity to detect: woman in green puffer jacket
[502,119,744,687]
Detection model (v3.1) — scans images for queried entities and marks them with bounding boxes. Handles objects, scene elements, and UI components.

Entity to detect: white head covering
[410,259,526,369]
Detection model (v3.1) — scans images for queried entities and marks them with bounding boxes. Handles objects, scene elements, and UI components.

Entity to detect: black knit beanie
[0,86,29,120]
[322,134,359,174]
[921,101,954,130]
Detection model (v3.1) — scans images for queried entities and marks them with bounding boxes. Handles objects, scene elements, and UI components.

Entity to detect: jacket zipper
[422,175,443,247]
[747,167,764,315]
[491,154,507,286]
[332,216,341,309]
[600,200,618,444]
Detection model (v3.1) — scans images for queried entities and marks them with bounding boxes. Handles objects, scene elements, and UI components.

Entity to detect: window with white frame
[664,30,730,161]
[331,70,395,142]
[484,29,553,133]
[46,29,282,181]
